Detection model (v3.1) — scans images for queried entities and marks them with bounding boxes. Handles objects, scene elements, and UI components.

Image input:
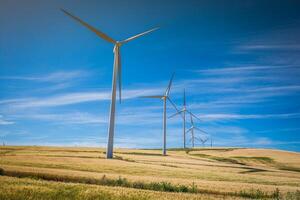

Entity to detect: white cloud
[197,113,300,121]
[0,70,88,83]
[0,115,14,125]
[20,112,106,125]
[13,92,110,108]
[3,87,163,109]
[239,44,300,51]
[196,65,298,75]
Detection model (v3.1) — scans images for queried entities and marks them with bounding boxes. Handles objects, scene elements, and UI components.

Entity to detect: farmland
[0,146,300,199]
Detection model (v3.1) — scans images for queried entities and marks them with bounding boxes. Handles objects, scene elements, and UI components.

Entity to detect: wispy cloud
[12,92,110,108]
[196,65,299,75]
[197,112,300,121]
[19,112,106,125]
[0,115,14,125]
[189,88,299,110]
[239,44,300,51]
[3,87,163,109]
[0,70,89,83]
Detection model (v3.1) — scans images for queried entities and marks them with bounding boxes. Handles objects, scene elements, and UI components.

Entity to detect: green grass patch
[232,156,275,164]
[0,168,289,199]
[189,153,245,165]
[113,155,136,162]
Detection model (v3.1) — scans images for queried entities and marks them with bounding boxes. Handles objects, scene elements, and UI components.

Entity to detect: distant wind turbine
[141,74,179,155]
[169,89,200,148]
[61,8,158,159]
[199,136,209,147]
[187,112,209,148]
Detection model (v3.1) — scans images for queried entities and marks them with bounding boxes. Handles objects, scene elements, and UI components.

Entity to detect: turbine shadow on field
[116,152,165,156]
[239,168,269,174]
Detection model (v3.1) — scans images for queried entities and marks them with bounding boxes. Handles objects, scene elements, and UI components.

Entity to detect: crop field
[0,146,300,199]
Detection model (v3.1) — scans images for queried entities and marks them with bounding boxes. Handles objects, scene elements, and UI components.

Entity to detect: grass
[116,152,165,156]
[113,155,136,162]
[231,156,275,164]
[0,176,164,200]
[189,152,300,173]
[182,148,240,153]
[0,168,288,199]
[0,169,192,193]
[1,146,300,199]
[188,153,245,165]
[278,165,300,173]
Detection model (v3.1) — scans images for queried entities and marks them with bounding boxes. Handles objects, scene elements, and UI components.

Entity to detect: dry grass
[0,146,300,199]
[1,176,237,200]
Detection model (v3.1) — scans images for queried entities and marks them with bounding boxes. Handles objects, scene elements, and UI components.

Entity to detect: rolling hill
[0,146,299,199]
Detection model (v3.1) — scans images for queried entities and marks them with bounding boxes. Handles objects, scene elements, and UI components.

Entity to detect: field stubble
[0,146,300,199]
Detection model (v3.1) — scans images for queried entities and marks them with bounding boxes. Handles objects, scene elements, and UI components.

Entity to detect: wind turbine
[169,89,200,148]
[61,9,158,159]
[141,74,179,155]
[199,136,209,147]
[187,112,208,148]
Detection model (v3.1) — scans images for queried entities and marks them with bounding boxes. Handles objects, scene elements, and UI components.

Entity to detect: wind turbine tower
[61,9,158,158]
[141,74,179,155]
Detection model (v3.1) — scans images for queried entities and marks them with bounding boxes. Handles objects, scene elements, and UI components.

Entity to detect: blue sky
[1,0,300,151]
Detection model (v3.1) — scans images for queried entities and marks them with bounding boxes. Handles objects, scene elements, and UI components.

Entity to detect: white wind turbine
[141,74,179,155]
[61,9,158,159]
[169,89,200,148]
[187,112,209,148]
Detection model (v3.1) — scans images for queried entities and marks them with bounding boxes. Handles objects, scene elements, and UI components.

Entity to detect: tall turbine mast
[141,74,179,155]
[61,9,158,158]
[183,89,186,148]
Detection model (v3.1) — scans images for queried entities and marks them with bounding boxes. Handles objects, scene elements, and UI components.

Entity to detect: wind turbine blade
[61,8,116,44]
[186,127,192,133]
[167,97,181,113]
[187,111,201,121]
[121,27,159,43]
[194,127,209,135]
[165,73,175,96]
[183,89,186,107]
[195,137,202,143]
[139,95,163,99]
[168,110,183,119]
[190,113,194,125]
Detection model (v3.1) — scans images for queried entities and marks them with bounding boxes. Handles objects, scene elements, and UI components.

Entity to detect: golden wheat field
[0,146,300,199]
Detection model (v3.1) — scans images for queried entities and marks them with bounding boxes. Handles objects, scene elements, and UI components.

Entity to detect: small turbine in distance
[61,8,158,159]
[169,89,200,149]
[198,135,209,147]
[140,73,180,156]
[187,111,209,148]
